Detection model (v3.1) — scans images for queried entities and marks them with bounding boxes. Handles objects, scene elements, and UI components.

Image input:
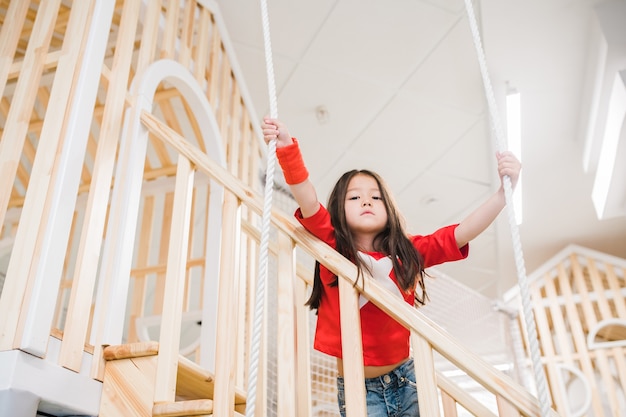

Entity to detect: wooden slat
[53,210,80,328]
[277,232,297,416]
[0,0,61,224]
[49,327,94,354]
[182,189,197,313]
[15,162,30,192]
[437,372,494,417]
[82,116,99,184]
[153,98,177,166]
[76,0,142,380]
[0,0,30,97]
[176,353,247,405]
[153,192,175,315]
[206,22,221,106]
[193,7,211,83]
[134,0,160,78]
[131,258,204,276]
[238,111,251,186]
[128,195,155,342]
[242,214,264,417]
[197,187,210,321]
[178,0,195,66]
[212,190,241,417]
[182,98,207,153]
[0,0,63,350]
[227,84,241,174]
[160,0,179,60]
[535,276,569,413]
[411,333,440,416]
[217,57,231,148]
[604,265,626,400]
[154,156,195,403]
[14,0,101,358]
[441,392,458,417]
[583,257,622,415]
[557,261,604,416]
[294,272,313,417]
[496,395,519,417]
[338,276,367,417]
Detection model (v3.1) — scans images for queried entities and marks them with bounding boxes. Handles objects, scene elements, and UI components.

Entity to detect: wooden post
[294,274,312,417]
[212,189,241,417]
[276,232,297,416]
[199,179,225,371]
[411,332,440,416]
[338,277,367,417]
[154,156,195,403]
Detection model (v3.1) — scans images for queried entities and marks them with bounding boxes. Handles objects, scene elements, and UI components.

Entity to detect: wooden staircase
[99,342,246,417]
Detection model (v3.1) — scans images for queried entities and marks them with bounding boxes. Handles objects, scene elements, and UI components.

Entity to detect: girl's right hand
[262,117,293,148]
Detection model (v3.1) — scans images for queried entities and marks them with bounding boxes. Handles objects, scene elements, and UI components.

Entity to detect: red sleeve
[295,204,339,285]
[410,224,469,268]
[295,203,336,248]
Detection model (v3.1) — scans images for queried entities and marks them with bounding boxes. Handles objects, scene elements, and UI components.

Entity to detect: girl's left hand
[496,151,521,189]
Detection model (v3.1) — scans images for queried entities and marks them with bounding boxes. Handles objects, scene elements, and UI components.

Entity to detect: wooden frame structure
[505,245,626,417]
[0,1,620,416]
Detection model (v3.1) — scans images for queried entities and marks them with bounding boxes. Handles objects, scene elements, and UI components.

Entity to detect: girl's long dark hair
[305,170,427,310]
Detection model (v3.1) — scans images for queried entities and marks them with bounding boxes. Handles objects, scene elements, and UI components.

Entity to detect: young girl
[262,117,521,417]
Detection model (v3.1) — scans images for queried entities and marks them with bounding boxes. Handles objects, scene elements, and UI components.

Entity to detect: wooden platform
[100,342,246,416]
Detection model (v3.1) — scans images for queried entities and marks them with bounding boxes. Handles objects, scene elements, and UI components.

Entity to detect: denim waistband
[338,358,414,389]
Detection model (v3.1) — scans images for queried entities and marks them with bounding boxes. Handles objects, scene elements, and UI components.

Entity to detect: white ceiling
[215,0,626,298]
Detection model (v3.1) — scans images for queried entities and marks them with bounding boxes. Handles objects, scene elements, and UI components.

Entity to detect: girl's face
[344,174,388,241]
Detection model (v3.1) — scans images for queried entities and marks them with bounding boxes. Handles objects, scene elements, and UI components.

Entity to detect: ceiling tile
[348,91,481,190]
[303,0,459,88]
[403,16,486,115]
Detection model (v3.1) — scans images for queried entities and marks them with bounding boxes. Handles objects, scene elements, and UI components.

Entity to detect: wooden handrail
[141,110,556,416]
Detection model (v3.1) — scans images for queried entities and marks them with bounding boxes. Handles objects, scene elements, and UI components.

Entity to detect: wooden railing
[0,2,560,416]
[0,0,262,384]
[142,110,557,417]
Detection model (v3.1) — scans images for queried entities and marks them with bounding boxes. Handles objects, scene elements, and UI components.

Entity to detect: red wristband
[276,138,309,185]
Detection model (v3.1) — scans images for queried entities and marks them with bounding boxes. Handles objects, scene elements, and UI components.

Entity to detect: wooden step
[153,399,245,417]
[103,342,246,414]
[103,341,160,360]
[152,399,213,417]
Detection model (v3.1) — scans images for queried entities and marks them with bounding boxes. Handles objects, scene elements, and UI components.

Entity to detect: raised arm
[262,118,320,218]
[454,151,521,248]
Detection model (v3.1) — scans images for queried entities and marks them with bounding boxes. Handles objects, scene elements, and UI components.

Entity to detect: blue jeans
[337,358,420,417]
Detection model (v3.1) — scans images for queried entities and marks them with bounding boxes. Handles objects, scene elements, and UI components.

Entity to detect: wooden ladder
[99,342,246,416]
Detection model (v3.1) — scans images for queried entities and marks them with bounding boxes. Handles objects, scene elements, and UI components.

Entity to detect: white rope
[246,0,278,415]
[463,1,551,416]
